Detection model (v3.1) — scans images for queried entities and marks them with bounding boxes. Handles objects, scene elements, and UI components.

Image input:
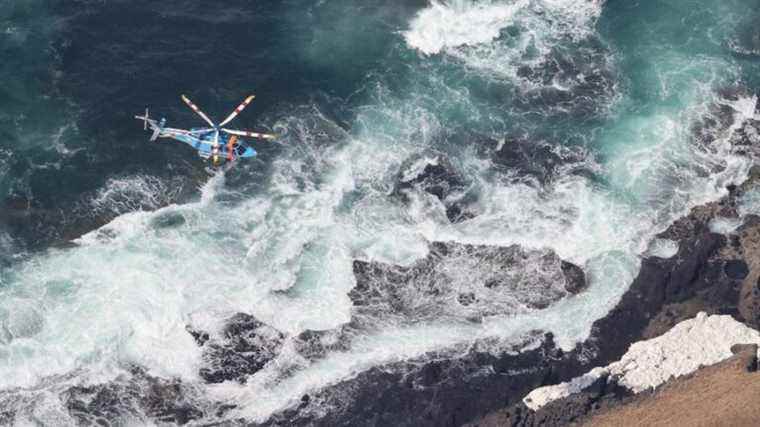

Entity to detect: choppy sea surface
[1,0,760,424]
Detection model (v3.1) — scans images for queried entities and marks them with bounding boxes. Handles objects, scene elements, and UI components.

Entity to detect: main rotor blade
[219,95,255,127]
[181,94,215,127]
[222,128,276,140]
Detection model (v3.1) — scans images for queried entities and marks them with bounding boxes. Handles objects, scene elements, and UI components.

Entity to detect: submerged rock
[0,171,201,250]
[480,135,592,187]
[514,40,617,119]
[729,25,760,58]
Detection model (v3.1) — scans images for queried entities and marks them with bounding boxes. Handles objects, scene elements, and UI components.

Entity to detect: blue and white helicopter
[135,94,276,166]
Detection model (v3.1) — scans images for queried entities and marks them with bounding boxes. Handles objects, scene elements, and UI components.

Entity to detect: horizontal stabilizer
[135,107,150,130]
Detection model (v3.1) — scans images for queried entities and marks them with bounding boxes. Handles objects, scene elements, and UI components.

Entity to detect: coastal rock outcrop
[514,39,618,119]
[350,241,587,325]
[190,313,285,384]
[392,154,474,222]
[64,366,203,425]
[472,134,592,187]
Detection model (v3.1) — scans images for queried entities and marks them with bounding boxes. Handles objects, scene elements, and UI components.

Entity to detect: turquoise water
[0,0,759,423]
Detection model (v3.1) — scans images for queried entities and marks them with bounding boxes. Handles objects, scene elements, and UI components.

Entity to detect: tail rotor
[134,108,151,130]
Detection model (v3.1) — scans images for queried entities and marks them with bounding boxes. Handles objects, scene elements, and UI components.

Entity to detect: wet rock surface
[192,312,286,384]
[514,39,618,119]
[480,135,592,187]
[63,366,204,426]
[393,154,474,222]
[350,241,586,325]
[263,333,567,427]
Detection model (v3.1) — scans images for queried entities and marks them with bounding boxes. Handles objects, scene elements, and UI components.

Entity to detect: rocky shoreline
[261,169,760,427]
[464,170,760,426]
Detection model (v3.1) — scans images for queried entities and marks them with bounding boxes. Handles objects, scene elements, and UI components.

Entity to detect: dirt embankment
[585,345,760,427]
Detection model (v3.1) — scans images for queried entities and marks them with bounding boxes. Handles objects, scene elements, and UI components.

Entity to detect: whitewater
[1,0,759,424]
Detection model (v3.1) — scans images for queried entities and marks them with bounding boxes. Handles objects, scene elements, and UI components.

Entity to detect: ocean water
[1,0,759,424]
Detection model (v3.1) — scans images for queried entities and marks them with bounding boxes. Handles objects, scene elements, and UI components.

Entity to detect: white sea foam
[403,0,530,55]
[89,174,186,216]
[645,238,679,258]
[709,217,743,234]
[403,0,605,80]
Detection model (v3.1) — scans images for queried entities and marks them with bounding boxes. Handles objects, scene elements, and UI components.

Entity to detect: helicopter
[135,94,276,166]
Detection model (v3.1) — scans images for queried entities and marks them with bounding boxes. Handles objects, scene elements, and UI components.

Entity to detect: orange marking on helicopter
[227,135,238,161]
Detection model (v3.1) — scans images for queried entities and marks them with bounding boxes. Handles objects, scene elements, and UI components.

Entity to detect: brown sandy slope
[583,348,760,427]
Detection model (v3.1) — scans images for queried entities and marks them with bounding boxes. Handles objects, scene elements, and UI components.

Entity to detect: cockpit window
[236,145,247,155]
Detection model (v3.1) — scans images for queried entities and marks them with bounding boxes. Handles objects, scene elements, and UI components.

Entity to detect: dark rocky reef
[693,86,760,161]
[189,312,285,384]
[514,38,617,119]
[263,333,565,427]
[485,136,591,186]
[350,241,586,326]
[63,366,204,425]
[182,240,587,389]
[391,141,592,224]
[392,153,475,222]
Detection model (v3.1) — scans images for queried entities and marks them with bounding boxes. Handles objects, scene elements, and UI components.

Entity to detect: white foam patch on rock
[709,217,743,234]
[90,175,185,216]
[524,312,760,410]
[644,238,679,258]
[400,155,441,182]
